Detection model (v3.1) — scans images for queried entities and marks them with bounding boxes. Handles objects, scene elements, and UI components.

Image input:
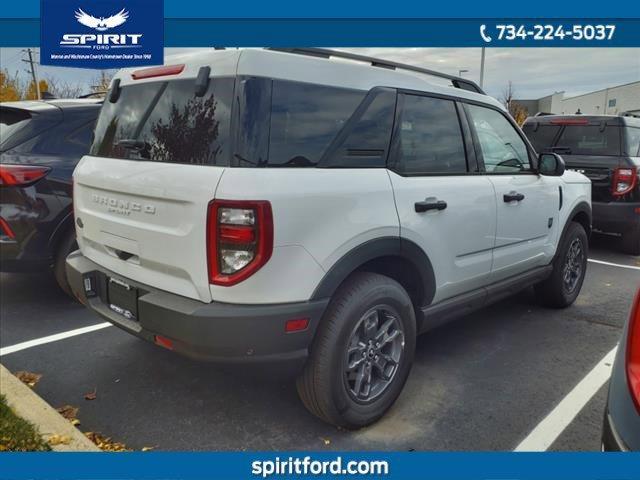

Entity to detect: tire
[297,271,416,429]
[53,230,78,299]
[535,222,588,308]
[620,225,640,256]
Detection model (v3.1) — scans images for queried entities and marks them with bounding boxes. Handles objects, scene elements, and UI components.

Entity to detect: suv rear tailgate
[74,156,224,302]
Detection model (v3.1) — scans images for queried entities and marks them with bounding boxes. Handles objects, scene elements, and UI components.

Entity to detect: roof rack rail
[534,112,555,117]
[266,47,486,95]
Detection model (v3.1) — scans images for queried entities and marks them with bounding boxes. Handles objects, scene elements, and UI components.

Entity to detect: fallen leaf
[47,434,71,446]
[141,446,157,452]
[320,437,331,446]
[85,432,130,452]
[56,405,79,420]
[15,371,42,388]
[84,388,97,401]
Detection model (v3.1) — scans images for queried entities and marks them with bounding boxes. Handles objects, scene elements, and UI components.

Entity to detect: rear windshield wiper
[116,139,147,150]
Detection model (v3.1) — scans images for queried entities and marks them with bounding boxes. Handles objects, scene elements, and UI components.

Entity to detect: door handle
[503,191,525,203]
[415,199,447,213]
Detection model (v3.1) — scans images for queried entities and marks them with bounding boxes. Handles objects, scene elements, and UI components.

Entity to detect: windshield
[91,78,234,165]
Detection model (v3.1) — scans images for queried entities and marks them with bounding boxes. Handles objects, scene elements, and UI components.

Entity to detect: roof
[524,114,640,127]
[0,98,102,112]
[115,48,504,111]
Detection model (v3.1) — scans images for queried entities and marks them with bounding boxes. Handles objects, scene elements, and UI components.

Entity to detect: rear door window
[91,78,234,165]
[555,125,621,156]
[391,94,468,174]
[522,124,562,152]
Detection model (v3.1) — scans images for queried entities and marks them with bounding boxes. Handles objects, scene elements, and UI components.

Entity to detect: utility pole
[22,48,41,100]
[479,47,486,89]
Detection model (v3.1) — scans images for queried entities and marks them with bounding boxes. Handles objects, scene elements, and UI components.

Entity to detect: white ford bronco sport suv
[67,48,591,428]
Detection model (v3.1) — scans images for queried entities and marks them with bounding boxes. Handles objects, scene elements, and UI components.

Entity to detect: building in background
[515,80,640,117]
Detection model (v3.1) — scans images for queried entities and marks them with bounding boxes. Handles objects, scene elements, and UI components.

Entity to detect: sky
[1,47,638,101]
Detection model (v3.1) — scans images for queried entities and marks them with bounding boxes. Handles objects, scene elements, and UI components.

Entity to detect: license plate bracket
[107,277,138,321]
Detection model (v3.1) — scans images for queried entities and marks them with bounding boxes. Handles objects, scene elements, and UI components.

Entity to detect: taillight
[612,167,638,196]
[627,288,640,413]
[207,200,273,286]
[0,165,51,187]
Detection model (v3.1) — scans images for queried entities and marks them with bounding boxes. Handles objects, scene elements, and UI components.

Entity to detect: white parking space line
[514,345,618,452]
[0,322,112,357]
[588,258,640,271]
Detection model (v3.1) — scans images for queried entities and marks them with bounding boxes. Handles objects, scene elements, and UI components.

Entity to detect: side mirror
[538,152,565,176]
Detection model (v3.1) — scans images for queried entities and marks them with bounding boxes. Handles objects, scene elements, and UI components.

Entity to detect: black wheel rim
[343,305,405,403]
[562,238,584,294]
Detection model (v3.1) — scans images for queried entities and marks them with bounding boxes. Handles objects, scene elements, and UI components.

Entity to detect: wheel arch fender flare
[310,237,436,307]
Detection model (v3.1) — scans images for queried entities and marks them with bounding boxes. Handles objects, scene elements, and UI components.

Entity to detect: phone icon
[480,24,492,43]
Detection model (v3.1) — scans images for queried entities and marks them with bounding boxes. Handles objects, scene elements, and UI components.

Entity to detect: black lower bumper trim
[66,251,328,367]
[601,410,630,452]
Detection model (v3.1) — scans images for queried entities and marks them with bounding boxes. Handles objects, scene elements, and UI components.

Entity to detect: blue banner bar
[1,452,639,479]
[1,19,640,47]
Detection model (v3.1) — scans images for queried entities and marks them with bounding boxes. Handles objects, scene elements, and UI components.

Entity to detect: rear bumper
[592,201,640,235]
[66,250,328,368]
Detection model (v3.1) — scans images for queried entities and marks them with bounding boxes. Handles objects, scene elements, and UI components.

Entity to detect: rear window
[555,125,621,156]
[522,124,562,152]
[0,108,60,152]
[91,78,234,165]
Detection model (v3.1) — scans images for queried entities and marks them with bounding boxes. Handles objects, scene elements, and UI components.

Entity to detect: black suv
[523,114,640,254]
[0,99,101,295]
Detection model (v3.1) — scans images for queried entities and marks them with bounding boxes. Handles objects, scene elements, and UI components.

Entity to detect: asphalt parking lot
[1,233,638,451]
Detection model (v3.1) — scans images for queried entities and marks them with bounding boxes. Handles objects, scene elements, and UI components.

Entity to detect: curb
[0,363,100,452]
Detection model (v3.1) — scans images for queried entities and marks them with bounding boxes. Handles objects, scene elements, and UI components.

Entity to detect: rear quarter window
[625,127,640,156]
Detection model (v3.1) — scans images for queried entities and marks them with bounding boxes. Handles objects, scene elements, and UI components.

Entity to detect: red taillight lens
[612,167,638,197]
[131,64,185,80]
[627,288,640,413]
[0,165,51,186]
[0,217,15,240]
[207,200,273,286]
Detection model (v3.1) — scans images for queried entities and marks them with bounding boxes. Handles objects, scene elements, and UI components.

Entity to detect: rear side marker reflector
[0,217,15,240]
[154,335,174,350]
[285,318,309,333]
[131,64,185,80]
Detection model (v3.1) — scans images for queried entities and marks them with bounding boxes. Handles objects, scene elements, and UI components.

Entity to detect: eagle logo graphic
[74,8,129,31]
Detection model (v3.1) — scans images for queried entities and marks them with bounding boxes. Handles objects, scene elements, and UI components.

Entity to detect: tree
[0,69,21,102]
[45,76,84,99]
[500,81,528,125]
[24,79,49,100]
[91,70,114,95]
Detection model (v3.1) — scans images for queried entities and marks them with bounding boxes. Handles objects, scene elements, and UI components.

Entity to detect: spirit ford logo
[92,194,156,216]
[59,8,143,48]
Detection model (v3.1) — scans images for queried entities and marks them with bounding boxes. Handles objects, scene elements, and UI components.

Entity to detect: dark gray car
[602,287,640,451]
[523,114,640,254]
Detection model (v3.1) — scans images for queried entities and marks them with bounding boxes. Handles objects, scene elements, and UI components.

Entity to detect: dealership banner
[0,452,640,479]
[0,1,639,49]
